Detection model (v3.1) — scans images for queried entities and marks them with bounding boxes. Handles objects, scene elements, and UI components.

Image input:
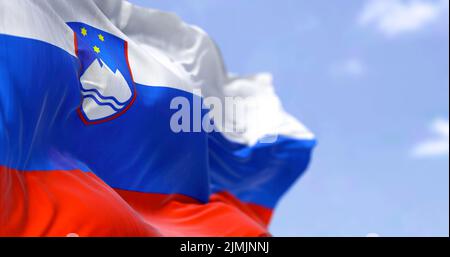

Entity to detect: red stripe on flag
[210,192,273,227]
[0,166,271,237]
[0,166,159,237]
[116,189,270,237]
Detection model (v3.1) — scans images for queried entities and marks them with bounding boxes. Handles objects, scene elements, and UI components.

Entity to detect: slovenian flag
[0,0,315,236]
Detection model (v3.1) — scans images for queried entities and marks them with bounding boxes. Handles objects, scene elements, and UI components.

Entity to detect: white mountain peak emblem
[79,59,133,121]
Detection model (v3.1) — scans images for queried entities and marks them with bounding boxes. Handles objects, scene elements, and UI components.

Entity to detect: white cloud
[412,118,449,158]
[359,0,448,37]
[331,58,366,78]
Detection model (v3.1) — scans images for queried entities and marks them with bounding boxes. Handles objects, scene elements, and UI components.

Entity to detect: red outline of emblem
[73,32,137,125]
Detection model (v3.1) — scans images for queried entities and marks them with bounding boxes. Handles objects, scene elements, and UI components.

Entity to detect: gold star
[93,45,100,54]
[98,34,105,42]
[81,27,87,36]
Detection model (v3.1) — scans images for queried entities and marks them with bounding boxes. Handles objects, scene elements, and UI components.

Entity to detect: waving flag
[0,0,315,237]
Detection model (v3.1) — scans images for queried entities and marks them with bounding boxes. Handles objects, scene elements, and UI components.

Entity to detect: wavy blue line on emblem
[80,87,130,106]
[82,94,123,112]
[81,91,124,110]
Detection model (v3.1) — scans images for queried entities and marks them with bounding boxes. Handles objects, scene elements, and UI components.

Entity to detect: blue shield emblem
[68,22,136,125]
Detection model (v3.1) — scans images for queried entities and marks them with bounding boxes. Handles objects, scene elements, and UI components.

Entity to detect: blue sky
[130,0,449,236]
